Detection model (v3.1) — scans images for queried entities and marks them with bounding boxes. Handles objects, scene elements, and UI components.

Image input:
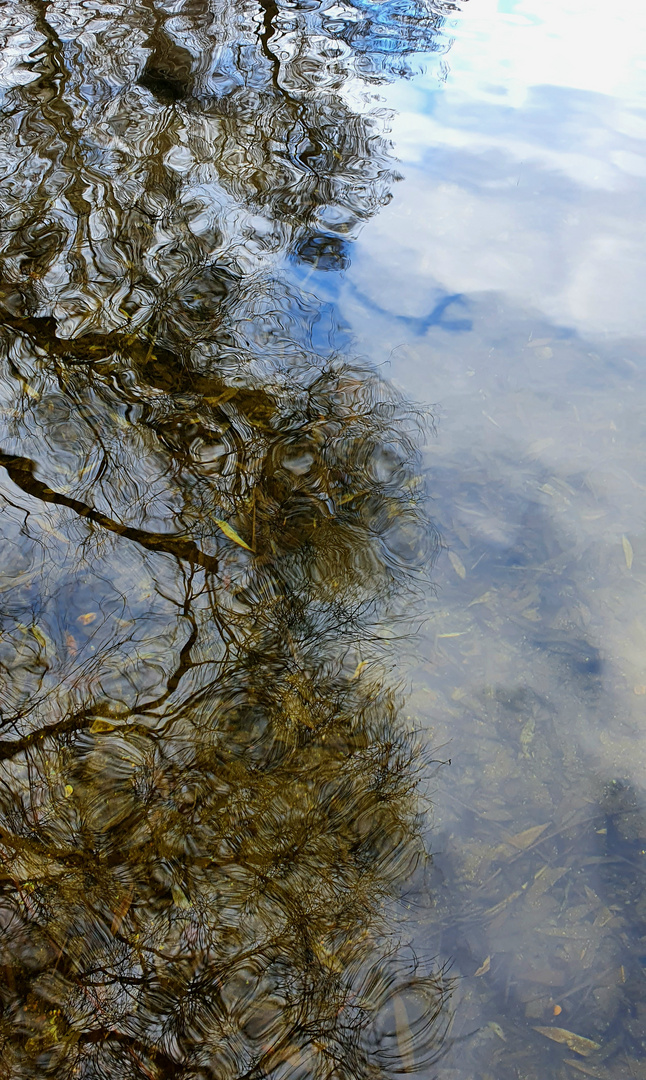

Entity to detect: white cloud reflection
[347,0,646,338]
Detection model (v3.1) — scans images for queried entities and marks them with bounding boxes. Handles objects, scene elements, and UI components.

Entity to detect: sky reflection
[313,3,646,1077]
[345,0,646,338]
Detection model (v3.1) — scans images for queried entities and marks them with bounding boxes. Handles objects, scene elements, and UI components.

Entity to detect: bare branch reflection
[0,0,453,1075]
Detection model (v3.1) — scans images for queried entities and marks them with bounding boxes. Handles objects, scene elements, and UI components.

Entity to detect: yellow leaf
[111,887,134,934]
[352,660,367,680]
[171,884,191,909]
[339,489,368,505]
[474,955,491,976]
[90,719,116,734]
[488,1022,506,1041]
[506,822,549,850]
[64,785,74,798]
[622,535,633,569]
[448,551,467,579]
[213,517,252,551]
[30,625,47,649]
[533,1027,600,1057]
[311,939,343,973]
[77,612,97,625]
[203,388,237,406]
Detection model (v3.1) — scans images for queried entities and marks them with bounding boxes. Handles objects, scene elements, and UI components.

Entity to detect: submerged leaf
[622,534,633,569]
[448,550,466,579]
[565,1060,612,1079]
[526,865,568,901]
[534,1027,601,1056]
[506,823,549,850]
[30,625,48,649]
[90,719,116,734]
[311,939,344,973]
[468,590,496,607]
[171,884,191,909]
[488,1022,506,1041]
[214,517,253,551]
[484,889,523,919]
[111,888,134,934]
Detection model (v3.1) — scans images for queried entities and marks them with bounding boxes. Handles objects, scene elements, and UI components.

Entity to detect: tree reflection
[0,0,452,1075]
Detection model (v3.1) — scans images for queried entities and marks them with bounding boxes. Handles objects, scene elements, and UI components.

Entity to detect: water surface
[327,3,646,1078]
[2,0,646,1078]
[0,0,454,1075]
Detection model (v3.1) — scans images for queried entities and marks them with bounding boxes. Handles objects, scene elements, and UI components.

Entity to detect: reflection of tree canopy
[0,0,453,324]
[0,0,450,1075]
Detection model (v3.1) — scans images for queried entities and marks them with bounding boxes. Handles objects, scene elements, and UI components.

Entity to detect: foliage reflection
[0,0,453,1075]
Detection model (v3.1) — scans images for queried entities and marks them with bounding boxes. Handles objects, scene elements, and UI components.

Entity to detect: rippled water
[1,0,645,1077]
[0,1,454,1075]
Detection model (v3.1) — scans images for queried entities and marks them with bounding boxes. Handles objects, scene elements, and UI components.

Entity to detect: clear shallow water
[1,0,646,1077]
[318,2,646,1077]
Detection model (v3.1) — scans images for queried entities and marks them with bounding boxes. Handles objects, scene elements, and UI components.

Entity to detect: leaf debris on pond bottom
[533,1027,601,1056]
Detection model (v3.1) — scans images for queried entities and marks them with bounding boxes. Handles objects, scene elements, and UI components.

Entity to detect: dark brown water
[0,0,456,1076]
